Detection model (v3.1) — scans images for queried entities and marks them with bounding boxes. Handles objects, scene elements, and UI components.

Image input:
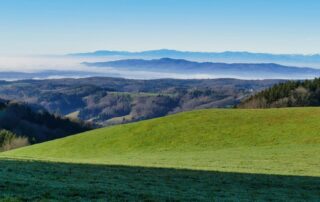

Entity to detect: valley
[0,77,281,126]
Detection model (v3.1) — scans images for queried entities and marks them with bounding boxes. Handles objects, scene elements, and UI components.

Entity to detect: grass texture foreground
[1,108,320,200]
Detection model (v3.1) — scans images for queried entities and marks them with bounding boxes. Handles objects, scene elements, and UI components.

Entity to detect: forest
[240,78,320,108]
[0,77,281,125]
[0,99,91,151]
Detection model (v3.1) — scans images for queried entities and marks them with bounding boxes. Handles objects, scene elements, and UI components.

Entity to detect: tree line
[0,100,92,151]
[239,78,320,108]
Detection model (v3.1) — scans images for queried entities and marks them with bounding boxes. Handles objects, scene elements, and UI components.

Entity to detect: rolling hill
[0,77,280,125]
[2,108,320,176]
[1,108,320,200]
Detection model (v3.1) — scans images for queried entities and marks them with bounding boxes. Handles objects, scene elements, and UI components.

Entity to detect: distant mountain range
[2,57,320,80]
[71,49,320,67]
[84,58,320,79]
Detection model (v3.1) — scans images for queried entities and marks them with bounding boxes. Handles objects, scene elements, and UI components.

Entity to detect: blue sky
[1,0,320,55]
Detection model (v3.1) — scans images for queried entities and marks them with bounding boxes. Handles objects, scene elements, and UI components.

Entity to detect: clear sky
[1,0,320,55]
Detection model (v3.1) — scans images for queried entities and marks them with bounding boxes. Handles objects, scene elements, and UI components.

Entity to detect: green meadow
[1,108,320,200]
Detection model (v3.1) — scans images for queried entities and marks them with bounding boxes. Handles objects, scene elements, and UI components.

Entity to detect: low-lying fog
[0,55,318,81]
[0,56,242,80]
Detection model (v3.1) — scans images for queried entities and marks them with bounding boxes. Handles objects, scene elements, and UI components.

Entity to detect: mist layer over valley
[2,50,320,80]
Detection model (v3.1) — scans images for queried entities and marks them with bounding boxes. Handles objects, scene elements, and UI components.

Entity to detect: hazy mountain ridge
[72,49,320,67]
[84,58,320,79]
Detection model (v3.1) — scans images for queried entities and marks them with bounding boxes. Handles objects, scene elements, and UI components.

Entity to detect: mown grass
[1,108,320,200]
[0,160,319,201]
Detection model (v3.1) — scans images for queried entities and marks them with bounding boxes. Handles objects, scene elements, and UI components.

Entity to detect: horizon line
[70,49,320,56]
[2,49,320,57]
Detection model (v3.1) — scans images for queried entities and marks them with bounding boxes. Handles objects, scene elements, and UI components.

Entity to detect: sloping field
[2,108,320,176]
[1,108,320,201]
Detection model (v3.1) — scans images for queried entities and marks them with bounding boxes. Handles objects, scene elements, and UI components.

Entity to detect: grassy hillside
[2,108,320,176]
[1,108,320,201]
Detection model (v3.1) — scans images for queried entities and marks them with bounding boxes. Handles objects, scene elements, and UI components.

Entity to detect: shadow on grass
[0,159,319,201]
